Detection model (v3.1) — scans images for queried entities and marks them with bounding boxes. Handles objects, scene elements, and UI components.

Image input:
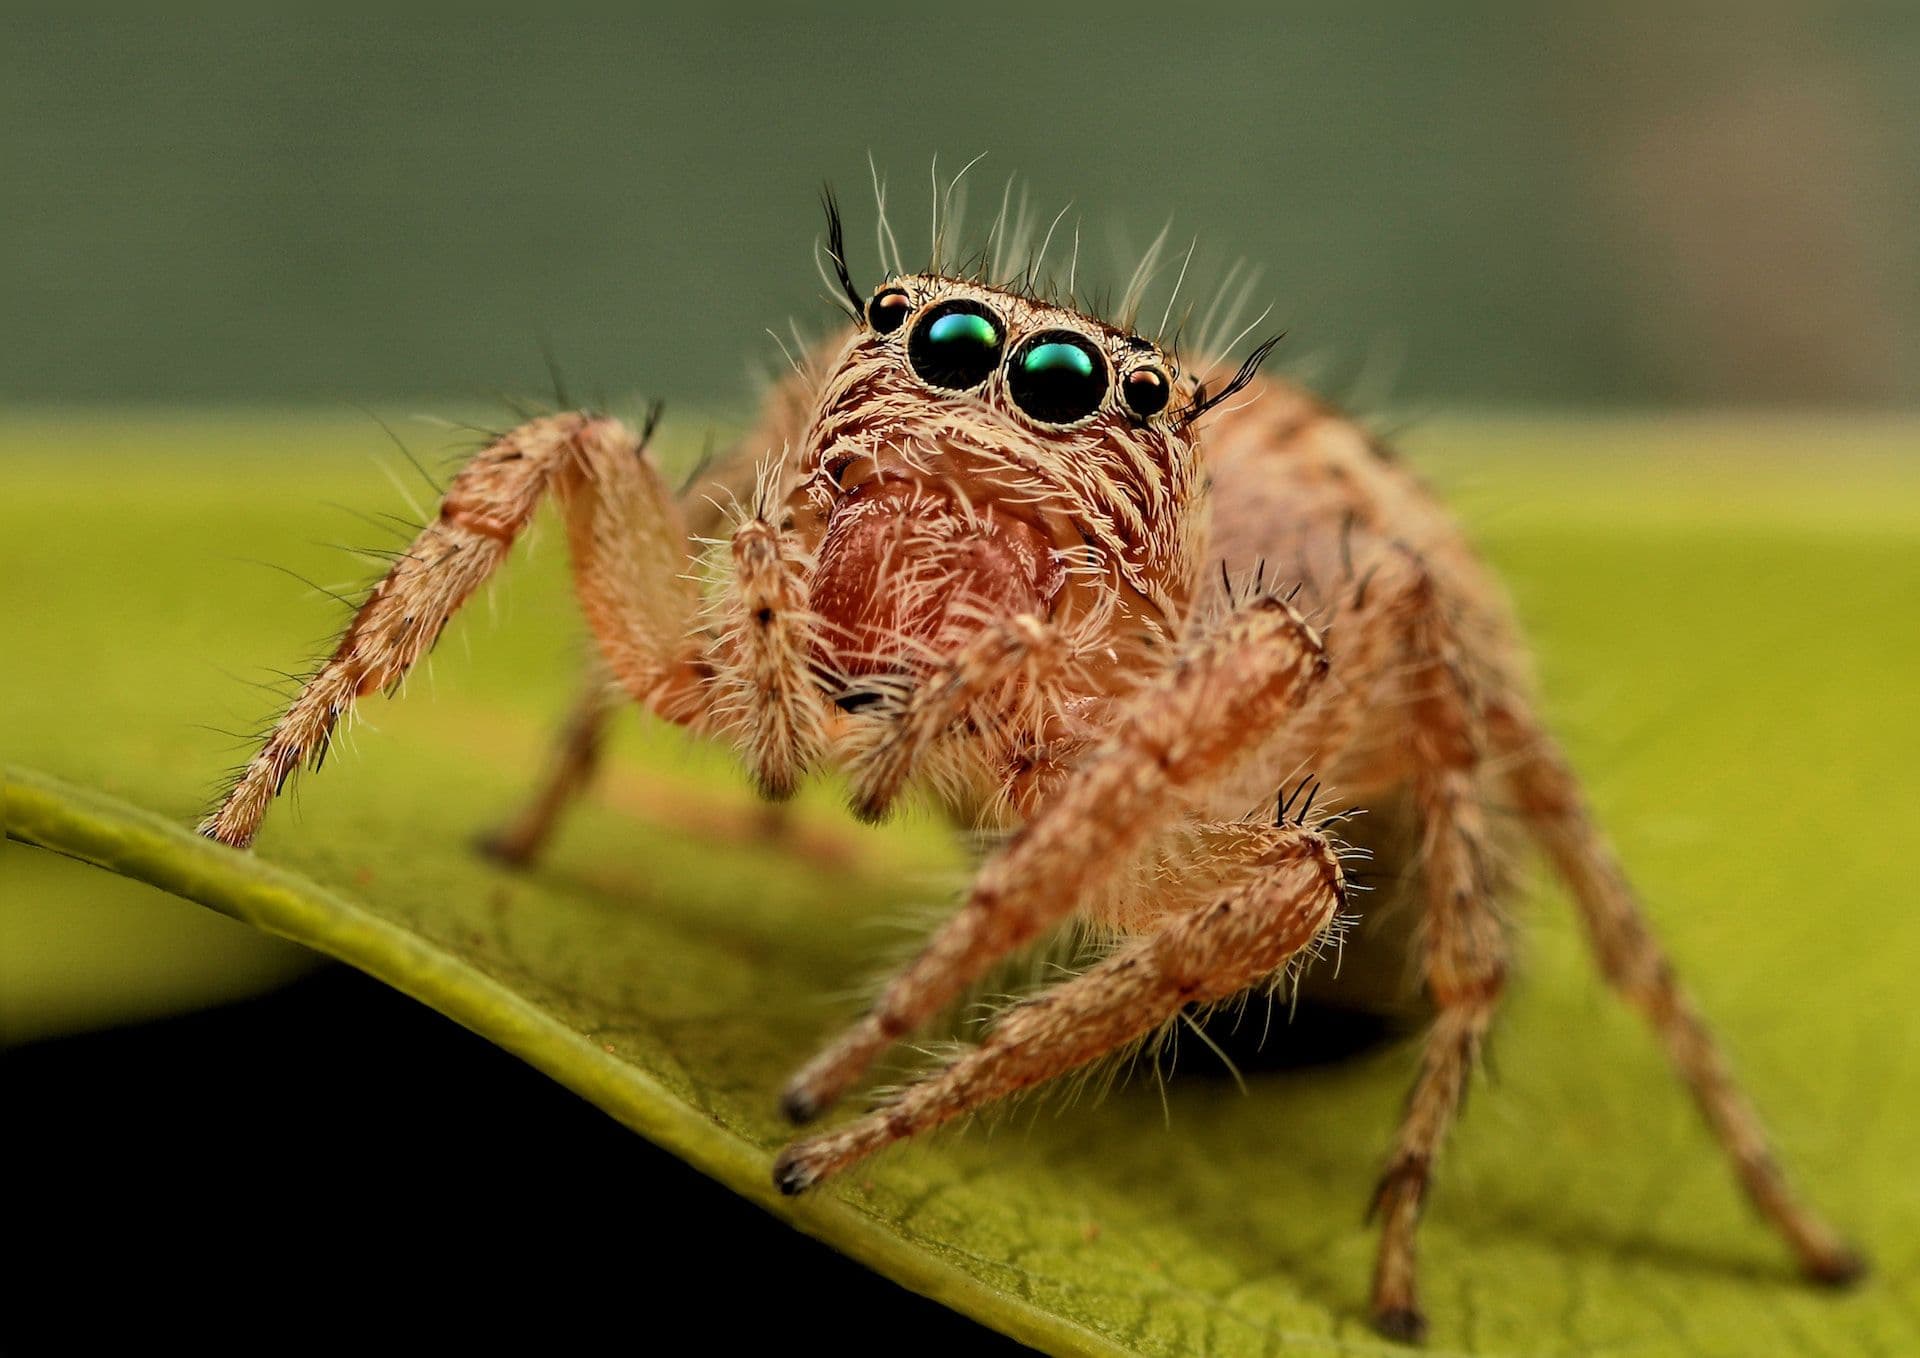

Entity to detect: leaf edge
[2,762,1136,1358]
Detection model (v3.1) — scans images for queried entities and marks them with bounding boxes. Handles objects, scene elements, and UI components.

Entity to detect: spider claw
[771,1143,823,1196]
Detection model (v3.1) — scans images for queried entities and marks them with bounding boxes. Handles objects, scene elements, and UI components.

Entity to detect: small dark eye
[867,286,912,334]
[1121,366,1171,419]
[1008,331,1108,425]
[908,299,1004,390]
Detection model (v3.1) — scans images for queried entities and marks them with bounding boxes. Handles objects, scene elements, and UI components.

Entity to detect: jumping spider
[200,189,1863,1342]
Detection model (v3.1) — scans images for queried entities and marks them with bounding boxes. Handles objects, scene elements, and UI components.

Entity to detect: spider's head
[780,192,1278,693]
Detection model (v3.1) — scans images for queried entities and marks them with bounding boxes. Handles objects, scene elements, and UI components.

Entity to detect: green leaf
[6,413,1916,1355]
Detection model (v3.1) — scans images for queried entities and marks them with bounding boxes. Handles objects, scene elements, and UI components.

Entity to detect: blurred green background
[5,6,1916,410]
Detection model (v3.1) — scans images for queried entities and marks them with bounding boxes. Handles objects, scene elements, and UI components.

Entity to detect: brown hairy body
[198,199,1862,1342]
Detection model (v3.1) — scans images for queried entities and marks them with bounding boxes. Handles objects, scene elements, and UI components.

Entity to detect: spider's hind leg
[475,666,619,867]
[1362,554,1516,1344]
[1492,703,1866,1288]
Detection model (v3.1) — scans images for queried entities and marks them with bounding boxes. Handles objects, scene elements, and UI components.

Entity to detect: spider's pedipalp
[843,612,1063,824]
[713,513,830,801]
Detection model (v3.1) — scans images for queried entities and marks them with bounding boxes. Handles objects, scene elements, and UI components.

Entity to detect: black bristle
[1180,332,1286,427]
[820,184,862,319]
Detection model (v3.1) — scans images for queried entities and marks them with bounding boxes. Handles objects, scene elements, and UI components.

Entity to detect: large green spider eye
[908,299,1004,390]
[1008,330,1108,425]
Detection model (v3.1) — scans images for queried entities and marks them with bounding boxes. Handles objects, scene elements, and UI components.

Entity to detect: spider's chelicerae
[201,189,1863,1342]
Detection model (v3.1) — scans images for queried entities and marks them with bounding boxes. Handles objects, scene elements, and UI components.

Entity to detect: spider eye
[867,286,912,334]
[1121,366,1171,419]
[1008,331,1108,425]
[908,299,1004,390]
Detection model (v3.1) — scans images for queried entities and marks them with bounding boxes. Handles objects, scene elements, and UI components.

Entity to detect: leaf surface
[6,413,1916,1355]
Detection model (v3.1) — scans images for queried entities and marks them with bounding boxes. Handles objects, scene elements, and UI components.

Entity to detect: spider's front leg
[200,413,705,848]
[778,590,1331,1124]
[774,815,1349,1192]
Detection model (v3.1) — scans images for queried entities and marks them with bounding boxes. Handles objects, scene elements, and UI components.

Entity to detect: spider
[199,187,1863,1342]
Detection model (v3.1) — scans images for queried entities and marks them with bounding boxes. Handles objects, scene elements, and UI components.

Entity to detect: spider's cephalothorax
[803,276,1200,647]
[199,191,1864,1343]
[747,271,1221,822]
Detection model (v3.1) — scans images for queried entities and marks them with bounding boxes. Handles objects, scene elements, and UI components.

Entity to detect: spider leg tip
[196,818,254,851]
[1370,1303,1428,1345]
[771,1144,821,1196]
[1804,1243,1870,1289]
[755,773,802,804]
[472,828,537,869]
[780,1085,824,1126]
